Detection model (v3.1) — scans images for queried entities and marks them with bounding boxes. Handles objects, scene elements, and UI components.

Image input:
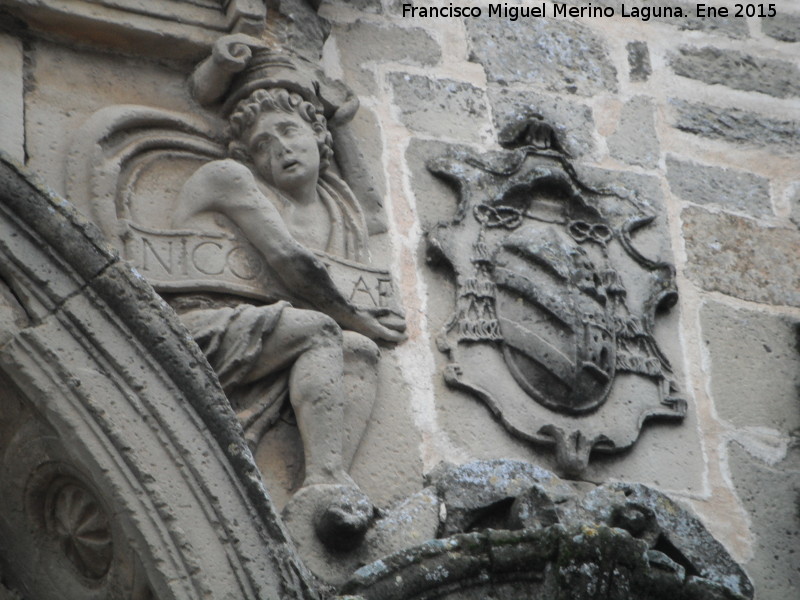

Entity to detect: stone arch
[0,158,319,600]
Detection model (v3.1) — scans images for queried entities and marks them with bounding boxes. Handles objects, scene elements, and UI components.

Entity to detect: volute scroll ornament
[427,118,686,476]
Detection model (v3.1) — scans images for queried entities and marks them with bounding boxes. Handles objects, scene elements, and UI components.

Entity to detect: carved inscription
[125,223,401,311]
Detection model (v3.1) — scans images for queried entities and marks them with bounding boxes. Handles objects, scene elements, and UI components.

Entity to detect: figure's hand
[346,306,407,344]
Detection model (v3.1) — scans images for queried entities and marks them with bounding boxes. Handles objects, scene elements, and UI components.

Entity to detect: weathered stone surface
[701,301,800,432]
[670,99,800,153]
[409,140,699,492]
[464,17,617,96]
[0,577,21,600]
[406,138,473,230]
[333,20,440,95]
[574,165,667,215]
[26,40,192,196]
[762,14,800,42]
[388,73,488,142]
[608,96,659,168]
[269,0,331,61]
[572,0,748,38]
[682,207,800,306]
[342,104,388,234]
[666,156,772,217]
[670,46,800,99]
[0,34,24,163]
[488,87,597,158]
[0,0,266,61]
[728,441,800,599]
[339,0,383,12]
[791,182,800,229]
[340,460,753,600]
[627,40,652,82]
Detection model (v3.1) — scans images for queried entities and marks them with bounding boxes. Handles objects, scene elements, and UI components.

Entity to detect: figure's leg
[245,308,377,551]
[341,331,380,470]
[242,307,352,488]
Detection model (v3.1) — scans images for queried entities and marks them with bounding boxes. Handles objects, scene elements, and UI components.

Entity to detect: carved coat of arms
[428,122,685,475]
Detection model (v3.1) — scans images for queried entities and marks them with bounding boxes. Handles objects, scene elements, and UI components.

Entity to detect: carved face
[247,110,323,197]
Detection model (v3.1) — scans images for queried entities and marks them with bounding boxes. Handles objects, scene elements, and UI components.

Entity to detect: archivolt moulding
[0,157,319,600]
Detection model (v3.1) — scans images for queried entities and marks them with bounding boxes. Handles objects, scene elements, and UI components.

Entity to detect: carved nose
[273,136,290,156]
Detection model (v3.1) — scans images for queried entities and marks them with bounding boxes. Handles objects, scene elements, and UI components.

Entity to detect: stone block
[682,206,800,307]
[608,96,659,169]
[790,182,800,229]
[340,0,383,13]
[342,104,388,235]
[701,300,800,432]
[464,18,617,96]
[666,156,772,217]
[627,41,652,82]
[762,14,800,42]
[670,99,800,153]
[271,0,330,61]
[488,87,597,159]
[728,441,800,599]
[575,165,666,214]
[388,73,488,142]
[332,20,440,95]
[25,40,191,196]
[571,0,748,38]
[0,34,24,163]
[670,46,800,99]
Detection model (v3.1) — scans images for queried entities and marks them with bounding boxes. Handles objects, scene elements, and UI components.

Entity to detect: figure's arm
[177,160,404,342]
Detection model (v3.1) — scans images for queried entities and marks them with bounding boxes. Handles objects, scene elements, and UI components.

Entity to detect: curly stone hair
[227,88,334,174]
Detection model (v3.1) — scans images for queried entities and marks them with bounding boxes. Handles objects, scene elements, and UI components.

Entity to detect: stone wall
[316,2,799,597]
[0,1,797,597]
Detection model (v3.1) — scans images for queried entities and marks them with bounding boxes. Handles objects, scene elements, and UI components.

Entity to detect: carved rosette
[427,130,686,476]
[44,477,113,580]
[0,424,136,599]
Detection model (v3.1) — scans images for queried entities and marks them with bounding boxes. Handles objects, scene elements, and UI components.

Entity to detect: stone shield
[427,142,686,475]
[493,223,617,415]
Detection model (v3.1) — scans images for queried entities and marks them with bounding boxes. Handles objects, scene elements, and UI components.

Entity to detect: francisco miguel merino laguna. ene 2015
[401,3,778,20]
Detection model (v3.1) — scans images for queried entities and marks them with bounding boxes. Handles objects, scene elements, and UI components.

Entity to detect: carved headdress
[190,34,358,125]
[190,34,370,262]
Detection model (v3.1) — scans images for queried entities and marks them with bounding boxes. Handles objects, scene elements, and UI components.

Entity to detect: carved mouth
[282,159,300,170]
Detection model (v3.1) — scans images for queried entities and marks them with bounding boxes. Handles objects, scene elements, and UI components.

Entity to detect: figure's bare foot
[313,485,373,553]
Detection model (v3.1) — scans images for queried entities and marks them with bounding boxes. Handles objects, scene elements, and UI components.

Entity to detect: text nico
[123,223,400,310]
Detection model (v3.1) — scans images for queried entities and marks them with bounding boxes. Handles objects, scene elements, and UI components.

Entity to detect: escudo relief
[428,120,686,475]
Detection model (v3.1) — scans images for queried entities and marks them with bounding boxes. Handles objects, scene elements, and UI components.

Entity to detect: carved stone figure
[428,119,686,477]
[65,36,406,551]
[171,86,404,544]
[176,44,408,548]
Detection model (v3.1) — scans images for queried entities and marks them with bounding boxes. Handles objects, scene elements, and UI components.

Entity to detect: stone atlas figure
[64,34,407,551]
[170,40,406,547]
